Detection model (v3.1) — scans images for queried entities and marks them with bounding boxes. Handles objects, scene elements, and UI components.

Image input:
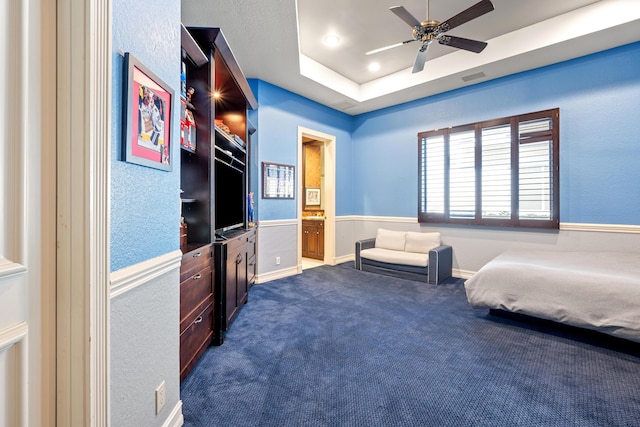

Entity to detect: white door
[0,0,56,426]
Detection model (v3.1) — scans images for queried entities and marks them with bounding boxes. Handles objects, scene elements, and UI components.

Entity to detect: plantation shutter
[449,129,476,219]
[481,124,511,219]
[417,108,558,228]
[518,117,554,220]
[420,133,445,216]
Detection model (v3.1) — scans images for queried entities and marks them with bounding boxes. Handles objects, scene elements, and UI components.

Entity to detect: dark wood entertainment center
[179,26,258,381]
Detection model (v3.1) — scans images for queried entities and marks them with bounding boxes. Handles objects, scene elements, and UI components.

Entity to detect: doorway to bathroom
[297,127,335,271]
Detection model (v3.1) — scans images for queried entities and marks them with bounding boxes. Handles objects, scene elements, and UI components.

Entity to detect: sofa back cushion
[375,228,406,251]
[405,232,441,254]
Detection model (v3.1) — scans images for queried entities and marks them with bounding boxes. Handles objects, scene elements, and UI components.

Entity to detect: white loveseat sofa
[355,229,452,285]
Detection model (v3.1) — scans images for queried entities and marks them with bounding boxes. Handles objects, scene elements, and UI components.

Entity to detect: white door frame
[297,127,336,270]
[56,0,111,425]
[1,0,57,424]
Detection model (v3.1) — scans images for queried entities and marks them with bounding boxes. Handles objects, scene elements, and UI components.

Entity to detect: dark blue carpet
[180,263,640,426]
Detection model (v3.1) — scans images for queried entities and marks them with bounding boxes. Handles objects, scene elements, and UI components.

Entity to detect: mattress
[464,250,640,343]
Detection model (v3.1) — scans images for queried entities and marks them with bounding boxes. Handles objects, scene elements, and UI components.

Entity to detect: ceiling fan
[366,0,495,73]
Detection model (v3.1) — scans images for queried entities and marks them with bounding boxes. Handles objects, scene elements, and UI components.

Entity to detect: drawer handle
[192,273,202,280]
[192,252,202,258]
[236,253,243,264]
[194,316,203,324]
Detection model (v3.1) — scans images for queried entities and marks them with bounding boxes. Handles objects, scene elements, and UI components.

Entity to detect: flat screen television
[214,157,245,235]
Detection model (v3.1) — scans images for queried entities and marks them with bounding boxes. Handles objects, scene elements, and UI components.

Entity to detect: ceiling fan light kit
[373,0,495,73]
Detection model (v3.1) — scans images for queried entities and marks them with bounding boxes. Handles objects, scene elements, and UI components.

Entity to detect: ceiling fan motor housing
[414,20,441,41]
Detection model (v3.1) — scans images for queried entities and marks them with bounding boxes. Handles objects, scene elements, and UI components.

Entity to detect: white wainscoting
[257,216,640,280]
[255,220,299,283]
[109,251,183,427]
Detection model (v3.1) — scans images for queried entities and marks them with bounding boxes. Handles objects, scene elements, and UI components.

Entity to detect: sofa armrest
[355,238,376,270]
[428,245,452,285]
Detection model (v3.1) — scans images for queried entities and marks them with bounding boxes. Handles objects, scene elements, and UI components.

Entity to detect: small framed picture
[305,188,321,206]
[122,52,174,171]
[262,162,295,199]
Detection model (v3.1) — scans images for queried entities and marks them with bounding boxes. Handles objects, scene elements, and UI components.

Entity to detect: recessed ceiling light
[368,62,381,72]
[323,34,341,48]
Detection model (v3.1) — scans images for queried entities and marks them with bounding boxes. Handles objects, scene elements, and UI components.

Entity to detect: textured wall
[351,41,640,225]
[111,0,181,425]
[251,43,640,224]
[249,42,640,277]
[249,80,354,220]
[111,0,181,272]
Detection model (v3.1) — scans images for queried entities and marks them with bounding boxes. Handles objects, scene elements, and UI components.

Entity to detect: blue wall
[110,2,181,425]
[251,42,640,226]
[350,41,640,225]
[111,0,181,271]
[108,33,640,269]
[249,80,355,220]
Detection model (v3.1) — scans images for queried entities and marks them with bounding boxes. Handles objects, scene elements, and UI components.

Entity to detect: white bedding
[464,250,640,343]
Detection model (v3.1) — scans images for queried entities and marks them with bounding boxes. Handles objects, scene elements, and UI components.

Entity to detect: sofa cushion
[360,248,429,267]
[374,228,406,251]
[405,232,441,254]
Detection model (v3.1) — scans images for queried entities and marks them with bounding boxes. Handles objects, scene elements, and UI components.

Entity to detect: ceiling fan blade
[390,5,422,28]
[439,0,494,32]
[439,35,487,53]
[412,43,431,73]
[365,39,416,55]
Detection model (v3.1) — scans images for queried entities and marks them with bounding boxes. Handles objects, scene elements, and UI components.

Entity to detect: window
[418,109,559,229]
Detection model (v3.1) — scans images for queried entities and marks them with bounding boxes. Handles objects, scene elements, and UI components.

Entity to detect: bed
[464,250,640,343]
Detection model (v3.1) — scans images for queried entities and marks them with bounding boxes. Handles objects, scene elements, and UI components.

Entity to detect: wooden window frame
[418,108,559,229]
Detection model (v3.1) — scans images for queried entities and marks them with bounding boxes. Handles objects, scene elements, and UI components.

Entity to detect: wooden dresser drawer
[181,245,212,282]
[180,303,213,381]
[180,265,213,330]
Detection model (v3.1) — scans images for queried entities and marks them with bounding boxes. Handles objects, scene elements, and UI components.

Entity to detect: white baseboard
[334,254,354,265]
[255,266,299,284]
[453,269,475,280]
[162,400,184,427]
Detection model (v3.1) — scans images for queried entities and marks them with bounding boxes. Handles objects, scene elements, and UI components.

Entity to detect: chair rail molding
[110,250,182,299]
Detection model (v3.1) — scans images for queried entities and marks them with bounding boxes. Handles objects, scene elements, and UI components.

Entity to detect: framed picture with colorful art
[122,52,174,171]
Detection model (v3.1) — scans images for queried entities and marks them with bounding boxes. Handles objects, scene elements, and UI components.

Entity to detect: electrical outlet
[155,381,166,414]
[276,256,281,265]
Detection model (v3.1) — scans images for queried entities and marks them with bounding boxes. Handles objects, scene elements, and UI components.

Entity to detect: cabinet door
[237,249,248,305]
[225,252,238,325]
[317,223,324,258]
[247,231,256,286]
[307,224,318,258]
[302,224,310,257]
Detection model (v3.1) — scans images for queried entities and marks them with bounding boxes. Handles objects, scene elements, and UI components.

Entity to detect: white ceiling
[181,0,640,115]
